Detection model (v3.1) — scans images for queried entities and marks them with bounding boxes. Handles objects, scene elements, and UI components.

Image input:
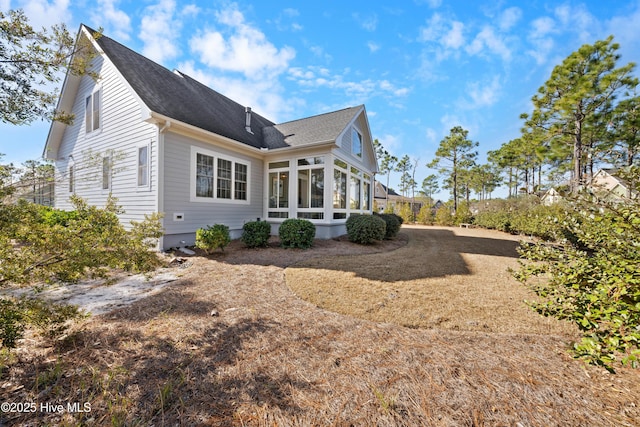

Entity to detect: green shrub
[195,224,231,254]
[434,206,454,226]
[278,218,315,249]
[346,214,386,244]
[416,205,434,225]
[397,203,413,223]
[379,213,401,239]
[453,201,473,225]
[241,220,271,248]
[41,208,79,227]
[474,210,511,232]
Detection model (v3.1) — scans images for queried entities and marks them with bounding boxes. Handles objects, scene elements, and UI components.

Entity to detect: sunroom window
[297,157,324,219]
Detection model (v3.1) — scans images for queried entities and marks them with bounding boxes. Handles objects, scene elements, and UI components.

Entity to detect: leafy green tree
[0,196,163,286]
[609,92,640,167]
[515,167,640,371]
[422,174,439,204]
[525,36,637,192]
[0,9,99,124]
[395,154,412,198]
[373,139,398,206]
[428,126,478,211]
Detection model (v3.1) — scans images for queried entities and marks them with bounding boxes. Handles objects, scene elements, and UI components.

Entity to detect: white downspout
[156,120,170,250]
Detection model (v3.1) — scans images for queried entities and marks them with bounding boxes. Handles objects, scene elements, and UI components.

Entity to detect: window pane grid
[196,153,214,198]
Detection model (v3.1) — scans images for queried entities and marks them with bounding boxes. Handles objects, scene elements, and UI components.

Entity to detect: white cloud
[367,41,380,52]
[418,13,445,43]
[353,12,378,32]
[16,0,71,27]
[466,26,511,62]
[178,61,301,123]
[378,133,402,155]
[499,7,522,31]
[605,4,640,64]
[442,21,464,49]
[93,0,131,41]
[526,17,556,65]
[189,4,295,79]
[554,3,599,42]
[272,7,303,32]
[139,0,180,63]
[288,66,410,102]
[180,4,200,17]
[425,127,437,143]
[465,76,501,108]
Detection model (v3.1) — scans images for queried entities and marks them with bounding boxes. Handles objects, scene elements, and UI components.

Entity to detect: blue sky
[2,0,640,198]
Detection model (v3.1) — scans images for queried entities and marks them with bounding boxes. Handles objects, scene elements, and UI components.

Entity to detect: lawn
[1,225,639,426]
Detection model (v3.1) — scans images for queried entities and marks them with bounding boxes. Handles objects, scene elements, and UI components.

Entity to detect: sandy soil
[2,225,639,426]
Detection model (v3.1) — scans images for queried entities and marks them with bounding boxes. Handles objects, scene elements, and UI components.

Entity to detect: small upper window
[137,145,149,187]
[352,129,362,158]
[68,164,75,193]
[85,90,101,133]
[102,152,112,190]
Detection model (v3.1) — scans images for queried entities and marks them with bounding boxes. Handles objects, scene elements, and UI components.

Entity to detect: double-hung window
[191,147,249,203]
[137,145,149,188]
[85,89,101,134]
[102,151,112,190]
[297,157,325,220]
[268,161,289,218]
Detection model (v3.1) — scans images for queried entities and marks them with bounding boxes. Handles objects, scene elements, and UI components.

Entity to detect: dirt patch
[1,226,639,426]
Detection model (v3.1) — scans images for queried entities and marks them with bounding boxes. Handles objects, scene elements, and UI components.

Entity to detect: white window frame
[85,87,102,135]
[332,157,348,220]
[102,150,112,191]
[267,160,290,219]
[296,156,325,220]
[352,128,363,158]
[68,162,75,193]
[137,143,151,190]
[190,146,250,204]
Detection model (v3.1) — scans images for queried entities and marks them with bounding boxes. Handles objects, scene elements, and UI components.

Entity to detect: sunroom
[265,152,373,239]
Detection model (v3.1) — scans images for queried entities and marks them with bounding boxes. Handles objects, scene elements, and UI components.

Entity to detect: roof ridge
[272,105,362,127]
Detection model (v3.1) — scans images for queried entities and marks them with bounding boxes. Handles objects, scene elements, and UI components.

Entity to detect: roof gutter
[147,112,265,157]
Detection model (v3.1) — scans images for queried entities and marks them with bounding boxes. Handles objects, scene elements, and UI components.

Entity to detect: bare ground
[1,225,639,426]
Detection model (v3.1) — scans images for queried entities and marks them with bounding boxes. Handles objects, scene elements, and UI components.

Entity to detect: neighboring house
[4,179,54,206]
[540,188,562,206]
[373,180,424,214]
[589,168,637,201]
[44,26,378,250]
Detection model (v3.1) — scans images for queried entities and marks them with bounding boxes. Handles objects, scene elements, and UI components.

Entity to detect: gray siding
[335,113,377,174]
[54,54,158,226]
[162,132,264,243]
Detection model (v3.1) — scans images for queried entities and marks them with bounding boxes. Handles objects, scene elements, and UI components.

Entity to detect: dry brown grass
[1,226,639,426]
[287,225,576,335]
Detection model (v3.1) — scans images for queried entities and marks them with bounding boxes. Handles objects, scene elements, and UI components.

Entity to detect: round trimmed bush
[241,220,271,248]
[346,214,386,244]
[196,224,231,253]
[279,218,315,249]
[379,213,401,239]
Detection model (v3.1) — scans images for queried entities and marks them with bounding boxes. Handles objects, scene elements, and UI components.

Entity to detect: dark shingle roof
[86,25,360,150]
[263,106,362,149]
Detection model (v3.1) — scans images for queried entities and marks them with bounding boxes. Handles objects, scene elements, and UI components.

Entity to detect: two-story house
[44,26,378,250]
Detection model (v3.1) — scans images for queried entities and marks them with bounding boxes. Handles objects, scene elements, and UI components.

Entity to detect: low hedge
[241,220,271,248]
[279,218,315,249]
[346,214,386,244]
[378,213,401,239]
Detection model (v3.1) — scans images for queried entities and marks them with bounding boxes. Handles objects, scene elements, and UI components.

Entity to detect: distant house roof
[85,25,362,151]
[374,181,399,197]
